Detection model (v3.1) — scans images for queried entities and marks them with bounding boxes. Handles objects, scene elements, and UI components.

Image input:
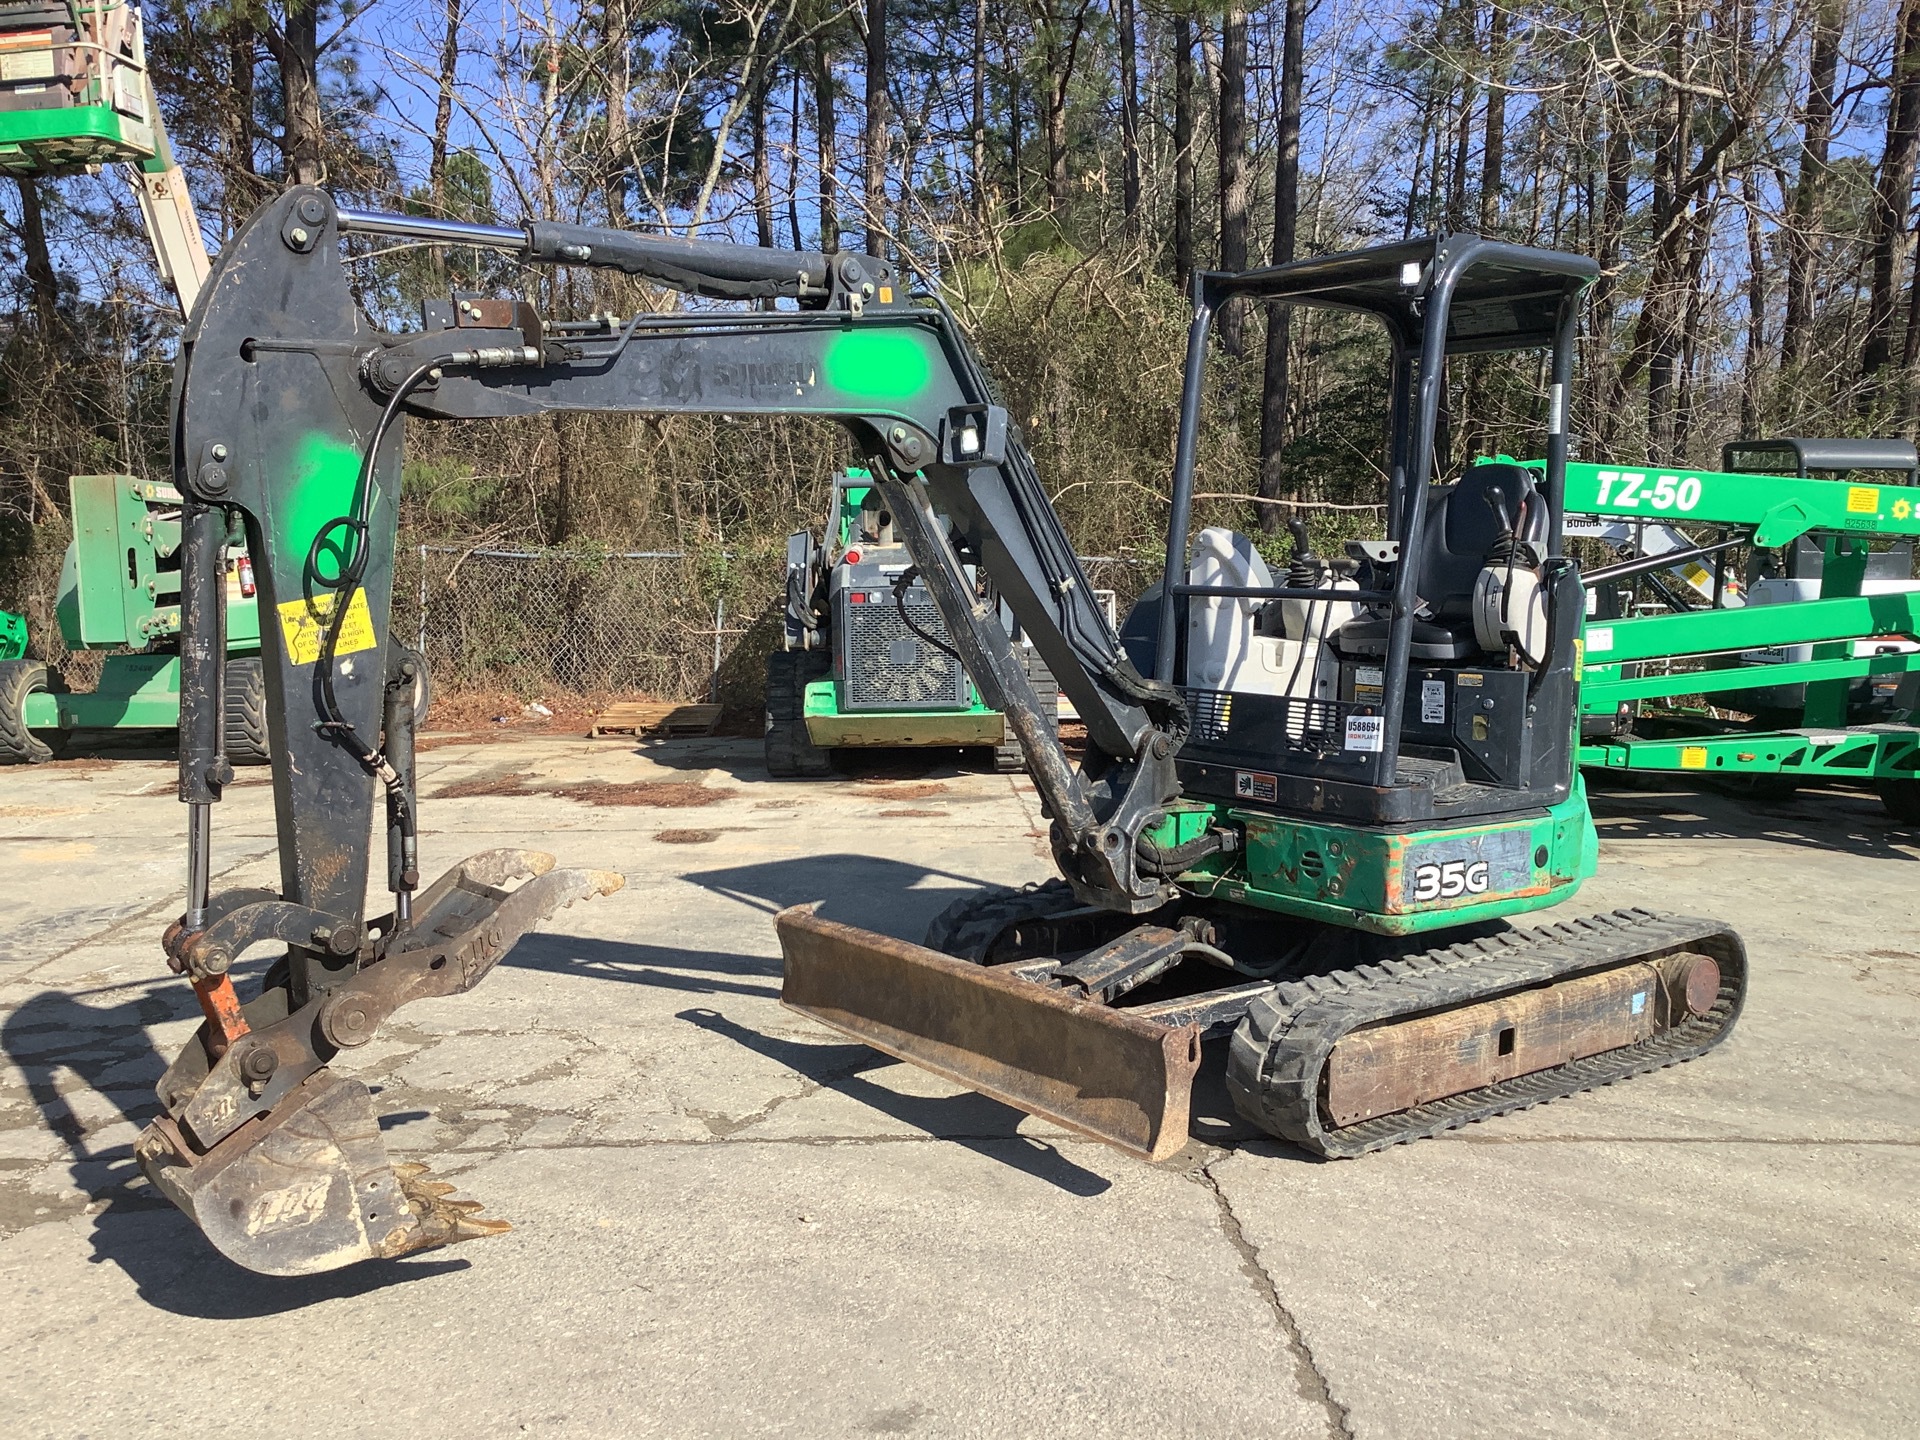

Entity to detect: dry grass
[654,828,720,844]
[430,772,737,808]
[849,781,950,800]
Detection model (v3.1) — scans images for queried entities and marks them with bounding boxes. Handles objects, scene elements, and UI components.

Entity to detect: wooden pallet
[589,701,723,738]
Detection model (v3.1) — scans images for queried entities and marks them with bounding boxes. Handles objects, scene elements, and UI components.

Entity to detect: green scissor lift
[1548,441,1920,821]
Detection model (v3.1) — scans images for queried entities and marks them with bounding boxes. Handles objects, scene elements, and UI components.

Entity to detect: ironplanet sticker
[1345,715,1385,752]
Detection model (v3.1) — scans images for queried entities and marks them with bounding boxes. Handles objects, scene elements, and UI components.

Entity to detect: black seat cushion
[1332,461,1534,660]
[1422,462,1534,619]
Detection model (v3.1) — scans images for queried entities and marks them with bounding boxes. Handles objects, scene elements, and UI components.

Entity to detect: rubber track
[923,878,1080,959]
[1225,908,1747,1158]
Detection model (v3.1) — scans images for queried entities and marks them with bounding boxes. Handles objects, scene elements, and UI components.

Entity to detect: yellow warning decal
[1572,637,1583,681]
[1847,486,1880,514]
[277,588,376,666]
[1679,745,1708,770]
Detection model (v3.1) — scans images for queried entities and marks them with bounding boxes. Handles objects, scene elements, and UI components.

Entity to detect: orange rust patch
[553,781,737,808]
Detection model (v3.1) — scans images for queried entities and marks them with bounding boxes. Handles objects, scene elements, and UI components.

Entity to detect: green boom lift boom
[1553,442,1920,820]
[0,0,334,762]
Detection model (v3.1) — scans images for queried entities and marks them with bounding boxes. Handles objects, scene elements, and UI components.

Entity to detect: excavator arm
[144,188,1196,1272]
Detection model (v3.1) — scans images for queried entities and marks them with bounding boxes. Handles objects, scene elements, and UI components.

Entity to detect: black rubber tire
[1879,777,1920,825]
[223,656,270,765]
[993,648,1059,774]
[0,659,56,764]
[765,648,833,778]
[407,651,434,727]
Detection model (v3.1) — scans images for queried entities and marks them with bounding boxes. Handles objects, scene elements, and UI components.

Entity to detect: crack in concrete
[1,843,279,986]
[1194,1157,1355,1440]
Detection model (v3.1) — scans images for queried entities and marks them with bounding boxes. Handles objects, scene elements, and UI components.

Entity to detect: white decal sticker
[1344,715,1385,752]
[1421,679,1447,725]
[1411,859,1491,902]
[1586,626,1614,654]
[1234,770,1279,803]
[244,1175,335,1235]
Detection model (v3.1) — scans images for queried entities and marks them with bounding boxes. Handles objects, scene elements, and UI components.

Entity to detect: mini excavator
[141,187,1745,1275]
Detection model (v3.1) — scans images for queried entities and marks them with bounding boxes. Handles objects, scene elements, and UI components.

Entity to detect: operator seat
[1332,460,1536,662]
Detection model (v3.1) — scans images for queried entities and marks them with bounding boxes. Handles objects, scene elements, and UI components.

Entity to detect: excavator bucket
[136,850,623,1276]
[776,904,1202,1162]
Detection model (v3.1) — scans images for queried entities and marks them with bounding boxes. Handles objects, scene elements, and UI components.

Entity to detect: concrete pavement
[1,735,1915,1437]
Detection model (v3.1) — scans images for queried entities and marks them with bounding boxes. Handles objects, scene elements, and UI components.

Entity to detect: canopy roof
[1199,234,1598,355]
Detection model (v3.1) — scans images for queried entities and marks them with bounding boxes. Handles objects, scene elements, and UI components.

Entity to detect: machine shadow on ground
[1585,779,1918,860]
[1,973,467,1318]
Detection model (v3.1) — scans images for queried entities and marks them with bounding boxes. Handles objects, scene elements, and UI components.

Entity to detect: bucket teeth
[388,1162,513,1253]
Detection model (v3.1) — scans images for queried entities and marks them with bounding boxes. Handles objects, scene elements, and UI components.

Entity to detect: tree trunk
[813,37,839,250]
[1445,2,1476,232]
[752,67,775,248]
[1861,0,1920,395]
[429,0,462,210]
[1116,0,1141,227]
[1742,177,1766,436]
[1006,17,1023,211]
[224,20,257,235]
[1645,14,1689,462]
[788,71,805,250]
[1781,0,1840,367]
[1173,14,1195,282]
[864,0,888,255]
[1256,0,1306,532]
[13,176,59,335]
[1216,6,1249,355]
[1478,2,1507,232]
[1043,5,1089,217]
[971,0,987,221]
[271,0,325,186]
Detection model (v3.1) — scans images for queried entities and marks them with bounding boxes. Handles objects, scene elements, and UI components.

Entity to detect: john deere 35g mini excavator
[143,187,1744,1275]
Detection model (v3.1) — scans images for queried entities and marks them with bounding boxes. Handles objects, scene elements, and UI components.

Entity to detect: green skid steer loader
[766,468,1056,776]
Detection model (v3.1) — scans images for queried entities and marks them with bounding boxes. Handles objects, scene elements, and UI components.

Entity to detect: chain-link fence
[392,544,1163,711]
[4,534,1163,714]
[392,544,780,704]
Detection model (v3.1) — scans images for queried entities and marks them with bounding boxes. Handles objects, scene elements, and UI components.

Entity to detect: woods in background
[4,0,1920,602]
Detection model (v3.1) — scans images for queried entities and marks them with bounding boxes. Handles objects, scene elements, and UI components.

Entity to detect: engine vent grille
[839,590,971,710]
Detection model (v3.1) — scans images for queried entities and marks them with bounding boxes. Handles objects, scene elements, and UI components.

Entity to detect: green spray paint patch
[281,432,366,577]
[824,329,932,400]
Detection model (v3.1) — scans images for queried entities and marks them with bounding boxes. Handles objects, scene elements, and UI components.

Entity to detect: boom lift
[1568,441,1920,817]
[142,189,1743,1276]
[0,0,280,762]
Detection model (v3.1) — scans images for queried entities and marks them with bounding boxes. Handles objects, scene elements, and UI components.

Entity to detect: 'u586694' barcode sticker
[1344,715,1385,752]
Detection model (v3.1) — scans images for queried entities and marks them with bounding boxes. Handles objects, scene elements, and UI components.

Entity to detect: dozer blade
[777,904,1202,1162]
[137,850,623,1276]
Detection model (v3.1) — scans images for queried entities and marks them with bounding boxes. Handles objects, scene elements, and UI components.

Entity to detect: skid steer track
[1225,908,1747,1157]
